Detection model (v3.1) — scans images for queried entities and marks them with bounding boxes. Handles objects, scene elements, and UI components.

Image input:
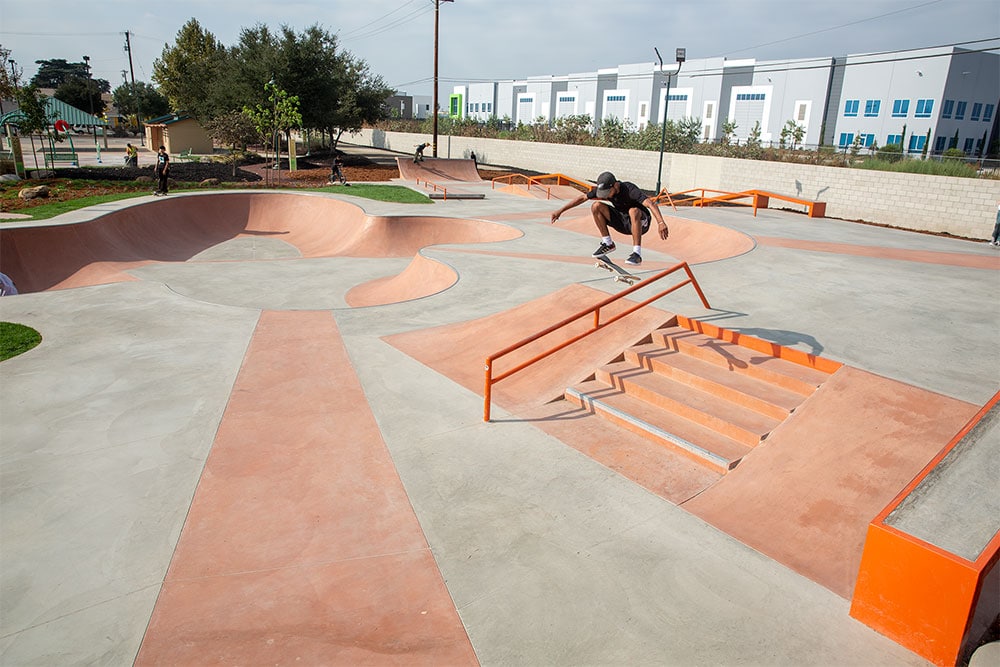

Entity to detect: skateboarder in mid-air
[550,171,668,265]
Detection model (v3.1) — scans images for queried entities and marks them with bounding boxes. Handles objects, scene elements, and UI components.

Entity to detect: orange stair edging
[676,315,842,374]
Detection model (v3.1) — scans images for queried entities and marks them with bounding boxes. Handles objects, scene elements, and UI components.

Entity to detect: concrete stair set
[564,321,835,473]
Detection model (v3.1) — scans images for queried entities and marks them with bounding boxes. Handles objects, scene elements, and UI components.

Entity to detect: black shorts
[601,202,650,236]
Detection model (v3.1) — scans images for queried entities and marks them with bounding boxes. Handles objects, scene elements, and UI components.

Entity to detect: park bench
[43,152,79,167]
[175,148,199,162]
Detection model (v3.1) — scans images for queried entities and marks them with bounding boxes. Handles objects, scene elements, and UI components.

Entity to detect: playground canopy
[1,96,108,129]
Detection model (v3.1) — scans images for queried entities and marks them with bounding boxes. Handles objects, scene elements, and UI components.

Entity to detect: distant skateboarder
[153,145,170,196]
[414,142,429,163]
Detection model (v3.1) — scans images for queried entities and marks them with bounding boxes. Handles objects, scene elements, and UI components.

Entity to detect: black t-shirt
[155,152,169,173]
[586,180,649,217]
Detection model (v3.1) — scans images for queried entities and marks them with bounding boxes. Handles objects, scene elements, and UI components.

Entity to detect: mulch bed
[1,153,517,213]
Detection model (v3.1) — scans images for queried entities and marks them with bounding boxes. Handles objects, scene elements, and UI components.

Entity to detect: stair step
[653,325,831,396]
[566,380,753,473]
[625,343,804,420]
[597,362,780,446]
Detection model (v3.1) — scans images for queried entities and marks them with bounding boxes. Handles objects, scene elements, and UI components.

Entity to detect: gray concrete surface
[887,402,1000,561]
[2,154,998,665]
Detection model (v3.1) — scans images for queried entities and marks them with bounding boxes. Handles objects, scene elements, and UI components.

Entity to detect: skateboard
[595,255,639,285]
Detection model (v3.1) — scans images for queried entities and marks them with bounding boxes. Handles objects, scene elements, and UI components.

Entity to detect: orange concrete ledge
[850,391,1000,666]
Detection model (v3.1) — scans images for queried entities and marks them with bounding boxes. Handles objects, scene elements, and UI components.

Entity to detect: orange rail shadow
[483,262,711,421]
[850,390,1000,666]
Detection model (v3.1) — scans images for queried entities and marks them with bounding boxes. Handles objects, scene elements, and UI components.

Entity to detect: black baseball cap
[595,172,616,198]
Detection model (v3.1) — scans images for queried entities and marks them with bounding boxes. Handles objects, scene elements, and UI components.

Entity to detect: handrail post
[484,358,493,422]
[683,262,711,309]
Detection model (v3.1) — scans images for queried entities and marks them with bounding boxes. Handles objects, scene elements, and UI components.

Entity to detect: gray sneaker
[592,241,616,257]
[625,252,642,265]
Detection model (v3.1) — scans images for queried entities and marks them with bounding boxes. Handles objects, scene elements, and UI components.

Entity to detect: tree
[112,81,170,127]
[204,110,260,175]
[0,46,17,100]
[13,84,55,169]
[243,80,301,167]
[54,77,106,116]
[152,18,228,119]
[780,120,806,149]
[721,120,737,145]
[31,59,98,89]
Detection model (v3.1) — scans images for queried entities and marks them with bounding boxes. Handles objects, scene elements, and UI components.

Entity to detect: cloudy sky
[1,0,997,96]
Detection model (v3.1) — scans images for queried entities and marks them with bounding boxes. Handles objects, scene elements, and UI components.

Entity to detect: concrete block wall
[349,129,1000,239]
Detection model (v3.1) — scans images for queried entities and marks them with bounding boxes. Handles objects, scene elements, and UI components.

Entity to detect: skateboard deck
[595,255,639,285]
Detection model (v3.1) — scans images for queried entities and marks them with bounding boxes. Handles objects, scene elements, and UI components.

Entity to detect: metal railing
[482,261,710,421]
[491,172,590,200]
[414,176,449,200]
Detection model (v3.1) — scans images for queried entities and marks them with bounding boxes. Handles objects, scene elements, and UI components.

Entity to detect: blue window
[558,96,574,103]
[934,136,947,152]
[858,133,876,147]
[985,104,995,122]
[736,93,765,101]
[892,99,909,117]
[886,134,902,146]
[667,94,688,101]
[864,100,880,117]
[915,99,933,118]
[838,132,854,147]
[971,103,982,121]
[963,138,974,152]
[606,94,625,102]
[955,101,966,120]
[844,100,859,117]
[941,100,954,118]
[908,135,926,152]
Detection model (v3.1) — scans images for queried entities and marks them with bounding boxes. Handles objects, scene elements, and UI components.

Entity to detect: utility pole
[432,0,454,158]
[83,55,102,163]
[124,31,143,144]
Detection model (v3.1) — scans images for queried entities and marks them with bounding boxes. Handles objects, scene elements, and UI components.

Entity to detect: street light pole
[432,0,454,158]
[82,55,102,163]
[655,47,685,195]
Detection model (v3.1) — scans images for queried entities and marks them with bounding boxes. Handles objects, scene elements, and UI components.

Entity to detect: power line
[715,0,946,58]
[338,0,422,39]
[339,3,434,42]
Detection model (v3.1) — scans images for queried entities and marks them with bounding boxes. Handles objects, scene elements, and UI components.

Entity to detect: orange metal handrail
[491,173,592,200]
[483,261,710,421]
[415,177,448,200]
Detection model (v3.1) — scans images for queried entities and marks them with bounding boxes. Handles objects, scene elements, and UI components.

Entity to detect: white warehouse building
[436,43,999,156]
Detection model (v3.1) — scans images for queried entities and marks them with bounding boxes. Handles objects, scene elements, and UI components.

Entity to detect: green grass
[852,158,981,178]
[9,191,151,220]
[306,183,432,203]
[3,183,431,221]
[0,321,42,361]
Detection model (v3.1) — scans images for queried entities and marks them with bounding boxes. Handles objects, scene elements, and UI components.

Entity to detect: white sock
[633,246,641,255]
[603,236,613,245]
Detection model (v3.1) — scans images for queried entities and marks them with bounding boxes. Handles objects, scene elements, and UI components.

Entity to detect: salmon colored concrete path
[135,310,477,665]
